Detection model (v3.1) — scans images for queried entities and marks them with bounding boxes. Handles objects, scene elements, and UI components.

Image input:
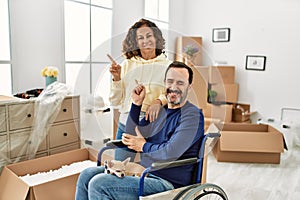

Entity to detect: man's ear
[188,83,192,90]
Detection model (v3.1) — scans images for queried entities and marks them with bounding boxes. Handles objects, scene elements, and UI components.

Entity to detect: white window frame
[64,0,113,95]
[0,0,12,95]
[144,0,170,56]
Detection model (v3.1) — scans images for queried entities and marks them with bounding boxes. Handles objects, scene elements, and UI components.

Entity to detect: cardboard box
[213,123,285,164]
[211,83,239,103]
[209,66,235,84]
[187,66,208,109]
[231,103,256,122]
[0,148,98,200]
[204,118,221,132]
[203,103,233,122]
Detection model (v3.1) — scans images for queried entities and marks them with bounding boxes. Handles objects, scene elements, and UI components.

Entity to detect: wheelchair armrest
[138,157,198,197]
[151,157,198,170]
[206,132,221,138]
[106,139,126,148]
[97,140,126,166]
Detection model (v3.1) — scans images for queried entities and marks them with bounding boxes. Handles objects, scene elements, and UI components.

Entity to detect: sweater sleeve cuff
[128,103,142,122]
[110,80,121,89]
[142,142,151,153]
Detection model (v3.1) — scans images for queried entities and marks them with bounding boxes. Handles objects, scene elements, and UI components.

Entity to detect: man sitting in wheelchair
[75,61,205,200]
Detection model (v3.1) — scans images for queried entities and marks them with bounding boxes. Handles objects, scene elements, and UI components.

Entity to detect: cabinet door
[9,130,47,158]
[0,106,6,133]
[8,102,34,130]
[49,121,80,148]
[0,135,8,163]
[55,97,80,122]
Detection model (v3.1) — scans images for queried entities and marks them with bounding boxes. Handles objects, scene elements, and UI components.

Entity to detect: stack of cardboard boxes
[176,36,285,164]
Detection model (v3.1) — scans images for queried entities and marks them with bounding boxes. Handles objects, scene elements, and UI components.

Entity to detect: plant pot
[45,76,57,86]
[208,96,216,103]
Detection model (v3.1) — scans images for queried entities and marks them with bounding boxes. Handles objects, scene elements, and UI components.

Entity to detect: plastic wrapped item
[292,122,300,147]
[281,108,300,148]
[80,94,112,150]
[26,82,71,159]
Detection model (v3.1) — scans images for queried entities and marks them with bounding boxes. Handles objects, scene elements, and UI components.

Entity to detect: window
[144,0,169,54]
[0,0,12,95]
[145,0,169,22]
[64,0,112,101]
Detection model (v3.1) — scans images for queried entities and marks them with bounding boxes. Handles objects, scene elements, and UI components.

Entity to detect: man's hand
[146,99,162,122]
[122,127,146,152]
[131,82,146,106]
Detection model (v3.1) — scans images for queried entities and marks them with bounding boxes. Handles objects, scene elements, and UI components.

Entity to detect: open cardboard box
[0,148,98,200]
[213,123,285,164]
[231,103,256,122]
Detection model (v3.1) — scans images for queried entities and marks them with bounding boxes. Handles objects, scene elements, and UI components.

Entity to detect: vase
[45,76,57,87]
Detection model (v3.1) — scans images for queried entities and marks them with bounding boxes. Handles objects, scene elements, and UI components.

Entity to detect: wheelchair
[97,132,228,200]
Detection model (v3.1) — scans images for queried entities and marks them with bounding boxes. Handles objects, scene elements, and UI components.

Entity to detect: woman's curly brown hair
[122,18,165,59]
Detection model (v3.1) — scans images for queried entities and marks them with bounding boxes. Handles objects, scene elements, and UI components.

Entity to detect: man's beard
[166,88,188,106]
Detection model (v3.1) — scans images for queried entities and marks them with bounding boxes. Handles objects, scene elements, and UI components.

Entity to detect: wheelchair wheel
[174,183,228,200]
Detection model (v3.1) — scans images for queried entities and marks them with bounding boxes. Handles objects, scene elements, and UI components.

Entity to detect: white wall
[10,0,64,92]
[8,0,300,120]
[181,0,300,119]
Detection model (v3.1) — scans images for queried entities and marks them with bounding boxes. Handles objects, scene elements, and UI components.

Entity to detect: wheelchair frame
[97,132,228,199]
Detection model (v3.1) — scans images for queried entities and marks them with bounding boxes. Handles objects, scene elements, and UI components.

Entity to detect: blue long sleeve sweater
[125,101,204,188]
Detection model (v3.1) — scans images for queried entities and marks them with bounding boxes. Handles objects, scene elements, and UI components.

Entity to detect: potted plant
[208,89,218,103]
[41,66,59,86]
[182,44,199,65]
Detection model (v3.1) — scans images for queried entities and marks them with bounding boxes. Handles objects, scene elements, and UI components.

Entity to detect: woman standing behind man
[109,18,171,161]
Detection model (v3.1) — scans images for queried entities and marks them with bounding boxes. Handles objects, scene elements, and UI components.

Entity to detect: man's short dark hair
[164,61,193,84]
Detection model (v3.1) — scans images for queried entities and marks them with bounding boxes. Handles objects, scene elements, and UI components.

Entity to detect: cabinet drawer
[8,102,34,130]
[49,143,80,155]
[55,97,79,122]
[9,130,47,158]
[0,135,8,162]
[0,106,6,133]
[49,121,80,148]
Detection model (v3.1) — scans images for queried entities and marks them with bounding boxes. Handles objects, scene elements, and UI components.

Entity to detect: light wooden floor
[206,146,300,200]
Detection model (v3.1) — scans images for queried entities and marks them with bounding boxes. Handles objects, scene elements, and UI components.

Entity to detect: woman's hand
[109,63,121,81]
[146,99,162,122]
[107,54,121,81]
[122,127,146,152]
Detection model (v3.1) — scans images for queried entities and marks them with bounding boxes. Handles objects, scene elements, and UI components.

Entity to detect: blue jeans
[75,166,174,200]
[114,122,136,162]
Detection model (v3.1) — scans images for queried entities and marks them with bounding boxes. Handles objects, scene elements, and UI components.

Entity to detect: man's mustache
[166,88,182,95]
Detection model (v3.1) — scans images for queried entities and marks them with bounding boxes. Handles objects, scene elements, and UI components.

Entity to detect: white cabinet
[0,96,81,170]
